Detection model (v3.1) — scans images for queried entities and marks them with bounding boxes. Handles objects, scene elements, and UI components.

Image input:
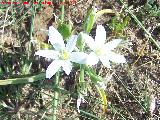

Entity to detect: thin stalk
[1,6,10,48]
[80,110,103,120]
[52,71,60,120]
[79,65,84,82]
[79,35,85,82]
[79,35,86,97]
[51,0,64,118]
[28,5,35,59]
[79,36,85,82]
[60,0,65,23]
[114,73,147,112]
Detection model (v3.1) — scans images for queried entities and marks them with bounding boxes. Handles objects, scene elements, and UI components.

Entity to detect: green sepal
[76,32,85,50]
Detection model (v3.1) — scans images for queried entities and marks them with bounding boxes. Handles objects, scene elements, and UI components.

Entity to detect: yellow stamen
[60,50,70,60]
[95,48,102,56]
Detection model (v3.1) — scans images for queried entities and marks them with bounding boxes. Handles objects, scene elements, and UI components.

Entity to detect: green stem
[52,71,60,120]
[79,65,84,83]
[28,5,35,59]
[79,35,85,82]
[60,0,65,23]
[78,34,86,96]
[51,1,64,119]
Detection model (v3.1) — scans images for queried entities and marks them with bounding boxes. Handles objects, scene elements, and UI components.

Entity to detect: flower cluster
[35,25,126,78]
[35,25,126,112]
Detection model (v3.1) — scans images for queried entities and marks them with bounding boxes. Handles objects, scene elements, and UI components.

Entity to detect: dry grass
[0,0,159,119]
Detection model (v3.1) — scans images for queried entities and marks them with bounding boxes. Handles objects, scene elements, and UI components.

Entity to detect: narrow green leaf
[83,6,97,33]
[0,73,45,85]
[96,87,108,113]
[96,9,114,19]
[85,66,108,112]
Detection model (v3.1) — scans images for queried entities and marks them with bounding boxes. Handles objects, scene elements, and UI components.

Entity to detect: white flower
[96,81,106,89]
[77,94,85,113]
[150,95,156,115]
[35,26,88,78]
[83,25,126,68]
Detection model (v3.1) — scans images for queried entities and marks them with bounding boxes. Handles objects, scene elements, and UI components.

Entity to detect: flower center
[60,50,70,60]
[95,48,102,56]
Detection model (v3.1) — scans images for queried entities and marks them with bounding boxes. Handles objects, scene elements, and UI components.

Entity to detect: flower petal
[70,52,88,64]
[83,33,95,50]
[62,60,72,75]
[96,81,106,89]
[77,95,85,113]
[46,60,62,78]
[48,26,65,50]
[77,98,81,113]
[103,39,122,51]
[86,52,99,66]
[150,95,156,115]
[99,56,111,68]
[66,35,78,52]
[95,25,106,47]
[108,52,126,63]
[35,50,59,59]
